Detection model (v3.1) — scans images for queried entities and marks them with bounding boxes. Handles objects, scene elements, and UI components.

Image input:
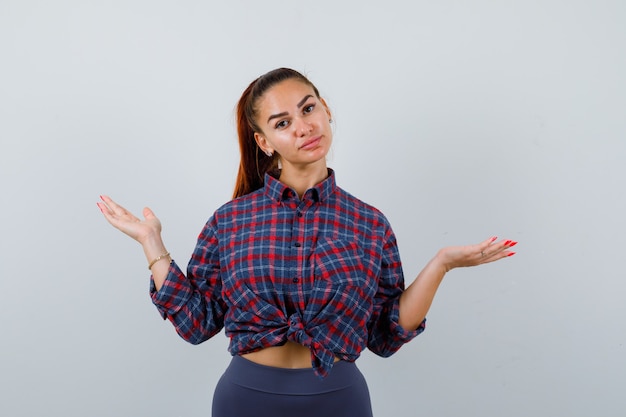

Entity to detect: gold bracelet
[148,252,171,270]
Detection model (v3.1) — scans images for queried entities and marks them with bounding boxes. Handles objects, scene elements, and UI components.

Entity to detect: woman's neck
[278,160,328,198]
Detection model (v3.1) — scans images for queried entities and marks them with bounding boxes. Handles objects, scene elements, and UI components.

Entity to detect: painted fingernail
[508,241,518,247]
[507,252,516,257]
[504,240,511,246]
[491,236,497,242]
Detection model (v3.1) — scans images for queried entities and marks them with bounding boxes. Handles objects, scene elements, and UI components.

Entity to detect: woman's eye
[275,120,289,129]
[303,104,315,114]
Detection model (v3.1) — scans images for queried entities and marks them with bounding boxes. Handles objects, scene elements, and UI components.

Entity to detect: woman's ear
[254,132,274,156]
[320,97,332,121]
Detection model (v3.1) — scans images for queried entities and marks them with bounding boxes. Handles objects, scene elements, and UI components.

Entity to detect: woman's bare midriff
[241,341,340,369]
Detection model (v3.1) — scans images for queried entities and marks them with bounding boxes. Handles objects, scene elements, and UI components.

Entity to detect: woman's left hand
[437,236,517,273]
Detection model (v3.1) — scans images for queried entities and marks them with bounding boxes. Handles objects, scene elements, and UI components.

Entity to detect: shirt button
[294,242,301,247]
[297,212,303,217]
[292,278,299,283]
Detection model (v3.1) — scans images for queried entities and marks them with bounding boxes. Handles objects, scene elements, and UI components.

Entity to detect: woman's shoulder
[215,188,266,213]
[206,188,269,229]
[334,185,392,227]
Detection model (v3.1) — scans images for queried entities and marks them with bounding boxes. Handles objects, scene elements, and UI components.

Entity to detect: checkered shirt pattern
[150,169,425,378]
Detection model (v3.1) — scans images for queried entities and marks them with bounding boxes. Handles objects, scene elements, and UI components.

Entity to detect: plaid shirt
[151,169,425,378]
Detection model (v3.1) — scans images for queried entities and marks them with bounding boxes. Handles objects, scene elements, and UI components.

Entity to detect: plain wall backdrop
[1,1,625,416]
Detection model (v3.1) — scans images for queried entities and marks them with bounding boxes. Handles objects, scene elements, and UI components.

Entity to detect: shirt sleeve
[150,215,227,345]
[366,223,425,357]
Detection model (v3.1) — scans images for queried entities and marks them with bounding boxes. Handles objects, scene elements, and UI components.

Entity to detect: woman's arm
[97,195,227,343]
[97,195,170,290]
[398,237,517,330]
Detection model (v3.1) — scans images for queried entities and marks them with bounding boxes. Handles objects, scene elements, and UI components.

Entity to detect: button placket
[290,200,312,293]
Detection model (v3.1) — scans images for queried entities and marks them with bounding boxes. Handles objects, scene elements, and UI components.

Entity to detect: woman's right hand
[97,195,162,245]
[98,195,171,287]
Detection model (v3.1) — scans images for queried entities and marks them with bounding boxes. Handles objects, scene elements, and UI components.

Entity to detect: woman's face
[254,79,332,171]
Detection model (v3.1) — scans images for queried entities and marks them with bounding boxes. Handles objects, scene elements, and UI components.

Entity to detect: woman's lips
[299,136,322,150]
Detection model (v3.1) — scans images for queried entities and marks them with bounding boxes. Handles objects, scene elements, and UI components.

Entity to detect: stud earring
[265,150,273,157]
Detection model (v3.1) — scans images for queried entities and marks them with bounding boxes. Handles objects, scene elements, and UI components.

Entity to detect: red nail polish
[490,236,497,242]
[508,241,518,247]
[507,252,516,257]
[504,240,511,246]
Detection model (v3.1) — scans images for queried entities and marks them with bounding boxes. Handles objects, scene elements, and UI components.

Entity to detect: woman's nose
[294,117,312,136]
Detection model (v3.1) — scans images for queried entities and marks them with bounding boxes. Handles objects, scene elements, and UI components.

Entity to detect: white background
[1,1,625,416]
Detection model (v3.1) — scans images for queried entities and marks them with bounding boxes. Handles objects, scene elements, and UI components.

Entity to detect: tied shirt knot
[286,313,336,379]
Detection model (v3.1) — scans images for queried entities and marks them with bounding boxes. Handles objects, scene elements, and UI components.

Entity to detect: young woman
[98,68,516,417]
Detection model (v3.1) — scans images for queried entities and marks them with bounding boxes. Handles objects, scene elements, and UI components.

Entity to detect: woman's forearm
[397,237,516,330]
[141,233,170,291]
[398,251,448,330]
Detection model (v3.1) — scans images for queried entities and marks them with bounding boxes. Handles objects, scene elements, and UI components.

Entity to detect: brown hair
[233,68,322,198]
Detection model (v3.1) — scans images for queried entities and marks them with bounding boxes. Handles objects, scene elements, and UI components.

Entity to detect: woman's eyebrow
[297,94,313,108]
[267,111,288,123]
[267,94,314,123]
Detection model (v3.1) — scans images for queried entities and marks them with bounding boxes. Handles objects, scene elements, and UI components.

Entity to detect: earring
[329,119,333,124]
[265,150,273,157]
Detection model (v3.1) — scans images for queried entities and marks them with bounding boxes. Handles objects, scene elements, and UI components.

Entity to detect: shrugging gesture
[95,67,518,417]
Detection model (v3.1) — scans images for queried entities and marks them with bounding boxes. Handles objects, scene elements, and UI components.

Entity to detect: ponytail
[232,68,321,199]
[233,80,278,198]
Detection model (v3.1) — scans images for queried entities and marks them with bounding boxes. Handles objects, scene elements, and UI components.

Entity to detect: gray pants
[212,356,374,417]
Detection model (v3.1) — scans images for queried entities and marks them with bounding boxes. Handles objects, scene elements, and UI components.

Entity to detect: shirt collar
[264,168,337,203]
